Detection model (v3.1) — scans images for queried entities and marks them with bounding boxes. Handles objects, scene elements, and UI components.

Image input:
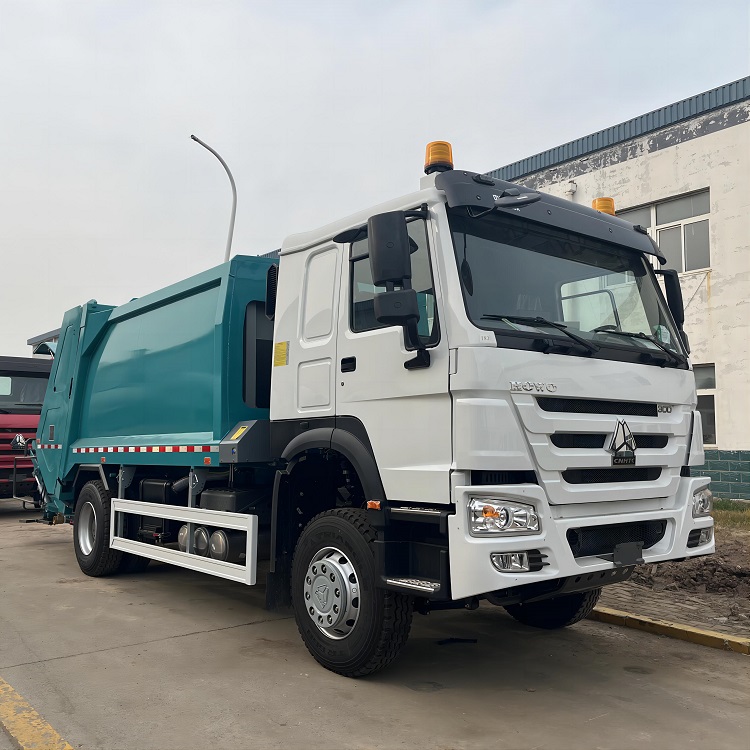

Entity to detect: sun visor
[435,170,666,263]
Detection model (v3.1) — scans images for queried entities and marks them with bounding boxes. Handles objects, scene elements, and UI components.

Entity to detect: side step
[385,577,441,594]
[110,498,258,585]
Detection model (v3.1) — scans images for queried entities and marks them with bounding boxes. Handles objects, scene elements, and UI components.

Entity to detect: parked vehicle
[32,143,713,676]
[1,356,52,505]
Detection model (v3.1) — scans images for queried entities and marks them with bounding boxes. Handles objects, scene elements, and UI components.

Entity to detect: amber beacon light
[424,141,454,174]
[592,197,616,215]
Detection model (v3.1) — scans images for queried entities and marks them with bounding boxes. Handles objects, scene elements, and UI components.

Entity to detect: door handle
[341,357,357,373]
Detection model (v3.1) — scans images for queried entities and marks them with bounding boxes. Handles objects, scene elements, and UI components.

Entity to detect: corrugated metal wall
[489,77,750,182]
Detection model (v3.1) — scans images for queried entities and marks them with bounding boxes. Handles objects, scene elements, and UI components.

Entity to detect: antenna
[190,134,237,262]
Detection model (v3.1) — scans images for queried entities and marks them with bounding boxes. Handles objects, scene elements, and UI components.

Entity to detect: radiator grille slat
[537,397,657,417]
[562,467,661,484]
[551,434,606,448]
[551,433,669,449]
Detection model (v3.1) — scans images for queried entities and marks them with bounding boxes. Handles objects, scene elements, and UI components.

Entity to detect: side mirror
[367,208,431,370]
[10,434,27,452]
[373,289,419,326]
[368,211,412,286]
[656,268,685,329]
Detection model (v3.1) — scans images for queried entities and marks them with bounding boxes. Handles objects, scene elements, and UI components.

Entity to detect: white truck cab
[267,143,713,673]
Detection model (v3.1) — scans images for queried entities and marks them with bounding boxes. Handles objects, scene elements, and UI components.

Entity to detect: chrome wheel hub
[78,501,97,556]
[303,546,360,640]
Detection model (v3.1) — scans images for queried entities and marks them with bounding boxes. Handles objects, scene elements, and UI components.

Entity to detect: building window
[693,363,716,445]
[618,190,710,273]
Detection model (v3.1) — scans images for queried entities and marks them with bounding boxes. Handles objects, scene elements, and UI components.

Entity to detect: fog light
[698,527,713,545]
[468,497,540,536]
[491,552,531,572]
[692,488,713,517]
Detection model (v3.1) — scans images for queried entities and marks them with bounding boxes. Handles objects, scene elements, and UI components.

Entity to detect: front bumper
[448,476,714,600]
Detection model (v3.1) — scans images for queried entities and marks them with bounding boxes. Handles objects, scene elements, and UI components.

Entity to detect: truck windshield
[0,375,47,413]
[448,208,686,366]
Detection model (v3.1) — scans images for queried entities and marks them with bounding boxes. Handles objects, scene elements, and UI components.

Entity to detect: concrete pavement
[1,501,748,750]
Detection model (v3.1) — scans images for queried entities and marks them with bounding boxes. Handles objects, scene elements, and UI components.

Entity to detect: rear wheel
[73,480,123,576]
[292,509,413,677]
[504,588,602,629]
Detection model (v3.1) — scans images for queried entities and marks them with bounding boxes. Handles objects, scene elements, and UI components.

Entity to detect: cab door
[335,216,451,504]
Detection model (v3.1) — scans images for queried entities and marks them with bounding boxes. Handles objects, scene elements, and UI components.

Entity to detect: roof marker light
[424,141,453,175]
[592,197,616,215]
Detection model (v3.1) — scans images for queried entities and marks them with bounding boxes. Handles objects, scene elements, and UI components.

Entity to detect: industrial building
[489,77,750,499]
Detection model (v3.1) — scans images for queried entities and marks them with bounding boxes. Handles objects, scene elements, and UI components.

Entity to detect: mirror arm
[402,318,431,370]
[403,204,429,220]
[395,277,431,370]
[404,348,431,370]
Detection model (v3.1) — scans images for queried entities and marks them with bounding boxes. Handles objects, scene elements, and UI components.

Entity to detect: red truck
[0,356,52,505]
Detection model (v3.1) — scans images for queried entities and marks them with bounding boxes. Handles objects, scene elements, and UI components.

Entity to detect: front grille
[471,470,537,485]
[567,520,667,557]
[632,435,669,449]
[537,397,657,417]
[551,433,669,449]
[562,467,661,484]
[551,433,606,448]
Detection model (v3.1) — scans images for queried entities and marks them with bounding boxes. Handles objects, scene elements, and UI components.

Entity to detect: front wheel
[291,509,413,677]
[504,588,602,629]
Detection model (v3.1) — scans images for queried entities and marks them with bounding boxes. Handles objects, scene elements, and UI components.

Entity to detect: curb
[590,606,750,655]
[0,676,74,750]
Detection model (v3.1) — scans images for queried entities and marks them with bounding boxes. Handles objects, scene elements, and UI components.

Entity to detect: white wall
[517,119,750,450]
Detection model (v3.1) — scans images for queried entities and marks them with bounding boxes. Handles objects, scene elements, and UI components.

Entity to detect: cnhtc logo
[608,420,637,465]
[314,584,329,608]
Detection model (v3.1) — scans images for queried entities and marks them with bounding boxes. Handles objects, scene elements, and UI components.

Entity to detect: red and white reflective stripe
[72,445,219,454]
[37,443,62,450]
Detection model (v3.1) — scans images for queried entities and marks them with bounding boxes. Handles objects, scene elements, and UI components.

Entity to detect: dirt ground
[631,527,750,625]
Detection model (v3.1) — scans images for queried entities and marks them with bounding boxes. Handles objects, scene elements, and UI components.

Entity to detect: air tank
[209,529,245,563]
[177,524,211,556]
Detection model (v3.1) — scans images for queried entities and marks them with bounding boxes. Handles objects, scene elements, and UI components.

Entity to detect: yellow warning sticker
[274,341,289,367]
[231,425,248,441]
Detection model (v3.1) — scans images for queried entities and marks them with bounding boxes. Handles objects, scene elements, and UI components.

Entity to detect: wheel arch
[71,463,113,507]
[266,423,385,609]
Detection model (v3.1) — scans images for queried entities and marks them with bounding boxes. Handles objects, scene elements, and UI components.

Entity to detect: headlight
[468,497,540,536]
[692,488,713,517]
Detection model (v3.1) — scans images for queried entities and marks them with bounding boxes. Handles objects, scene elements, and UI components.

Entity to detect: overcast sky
[0,0,748,355]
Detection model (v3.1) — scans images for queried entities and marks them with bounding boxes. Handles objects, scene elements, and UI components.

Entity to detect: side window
[349,219,439,345]
[694,363,716,445]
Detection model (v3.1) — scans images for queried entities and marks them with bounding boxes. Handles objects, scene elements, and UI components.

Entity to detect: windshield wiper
[593,329,686,366]
[482,315,599,353]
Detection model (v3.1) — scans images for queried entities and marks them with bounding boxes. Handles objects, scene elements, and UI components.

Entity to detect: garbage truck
[32,142,714,676]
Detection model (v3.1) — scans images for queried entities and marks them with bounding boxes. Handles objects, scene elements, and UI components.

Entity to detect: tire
[504,588,602,629]
[291,509,413,677]
[73,480,123,576]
